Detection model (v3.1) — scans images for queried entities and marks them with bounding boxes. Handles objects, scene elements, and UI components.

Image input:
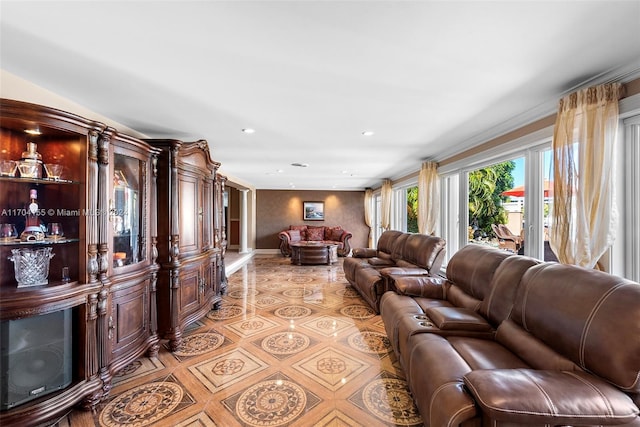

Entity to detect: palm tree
[468,162,514,236]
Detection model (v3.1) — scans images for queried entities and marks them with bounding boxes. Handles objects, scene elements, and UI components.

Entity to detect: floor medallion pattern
[189,347,269,392]
[222,373,321,427]
[206,304,245,320]
[339,304,377,319]
[257,331,312,359]
[273,305,312,319]
[361,378,422,425]
[347,330,393,355]
[59,255,424,427]
[98,381,184,427]
[172,332,226,358]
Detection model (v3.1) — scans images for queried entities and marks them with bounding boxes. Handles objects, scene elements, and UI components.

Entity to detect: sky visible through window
[511,151,553,188]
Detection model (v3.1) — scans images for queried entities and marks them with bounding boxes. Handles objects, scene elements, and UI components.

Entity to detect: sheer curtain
[549,83,623,268]
[418,161,439,235]
[364,188,374,247]
[381,179,392,231]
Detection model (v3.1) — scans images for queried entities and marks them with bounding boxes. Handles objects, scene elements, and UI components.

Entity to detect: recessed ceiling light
[25,128,42,135]
[291,163,309,168]
[361,130,374,136]
[242,128,255,134]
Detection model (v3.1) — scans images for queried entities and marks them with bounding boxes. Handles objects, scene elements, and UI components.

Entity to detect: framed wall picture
[303,201,324,221]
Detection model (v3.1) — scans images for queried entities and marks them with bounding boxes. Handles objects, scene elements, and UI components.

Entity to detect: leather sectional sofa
[379,244,640,427]
[343,230,446,313]
[278,225,352,257]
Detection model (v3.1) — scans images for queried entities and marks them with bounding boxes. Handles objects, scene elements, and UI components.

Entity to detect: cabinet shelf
[0,176,78,185]
[0,238,79,247]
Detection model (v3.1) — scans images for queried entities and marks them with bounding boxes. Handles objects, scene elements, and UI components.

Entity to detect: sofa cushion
[512,263,640,393]
[394,259,420,269]
[477,255,540,327]
[326,226,343,241]
[306,227,324,241]
[446,285,482,311]
[401,234,446,272]
[390,233,410,261]
[288,229,302,242]
[464,369,640,425]
[495,319,581,371]
[376,230,404,255]
[445,244,511,301]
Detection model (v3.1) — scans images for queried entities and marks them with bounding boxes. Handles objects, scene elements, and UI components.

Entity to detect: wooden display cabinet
[0,99,104,425]
[147,139,224,351]
[96,128,161,395]
[0,100,166,425]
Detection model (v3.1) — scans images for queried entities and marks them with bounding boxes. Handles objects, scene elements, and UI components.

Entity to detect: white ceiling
[2,1,640,190]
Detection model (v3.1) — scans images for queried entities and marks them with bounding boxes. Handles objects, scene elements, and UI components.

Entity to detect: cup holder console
[412,314,435,328]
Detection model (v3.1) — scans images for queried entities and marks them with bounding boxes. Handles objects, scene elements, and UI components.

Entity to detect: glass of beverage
[0,223,18,241]
[47,222,64,240]
[44,163,64,180]
[0,160,18,177]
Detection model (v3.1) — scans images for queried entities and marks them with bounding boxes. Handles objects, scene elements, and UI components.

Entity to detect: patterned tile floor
[58,255,424,427]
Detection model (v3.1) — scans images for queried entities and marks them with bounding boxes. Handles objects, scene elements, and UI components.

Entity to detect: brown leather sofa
[278,225,352,257]
[379,245,640,426]
[380,244,537,372]
[343,230,446,313]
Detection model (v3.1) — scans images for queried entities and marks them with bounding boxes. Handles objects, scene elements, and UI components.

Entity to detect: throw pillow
[326,227,343,241]
[288,229,301,242]
[306,227,325,241]
[290,225,308,239]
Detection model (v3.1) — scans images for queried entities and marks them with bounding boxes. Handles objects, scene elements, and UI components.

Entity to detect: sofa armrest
[387,274,447,298]
[424,307,493,332]
[352,248,377,258]
[278,231,293,256]
[463,369,639,425]
[278,230,291,241]
[339,231,352,256]
[381,266,428,276]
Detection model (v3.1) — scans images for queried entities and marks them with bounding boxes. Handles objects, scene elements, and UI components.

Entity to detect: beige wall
[256,190,369,250]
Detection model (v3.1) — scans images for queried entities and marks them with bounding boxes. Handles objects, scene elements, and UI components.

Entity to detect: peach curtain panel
[418,161,439,235]
[364,188,374,247]
[381,179,392,231]
[549,83,623,268]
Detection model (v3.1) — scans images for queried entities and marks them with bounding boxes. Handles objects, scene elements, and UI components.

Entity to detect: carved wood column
[168,142,182,350]
[80,291,102,409]
[149,152,160,357]
[87,130,100,284]
[96,130,111,395]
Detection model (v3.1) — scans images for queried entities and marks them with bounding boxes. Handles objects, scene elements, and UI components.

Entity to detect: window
[372,193,382,246]
[439,126,555,263]
[468,159,520,252]
[392,184,419,233]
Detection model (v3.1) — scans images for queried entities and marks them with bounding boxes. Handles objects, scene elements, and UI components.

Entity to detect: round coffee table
[290,241,338,265]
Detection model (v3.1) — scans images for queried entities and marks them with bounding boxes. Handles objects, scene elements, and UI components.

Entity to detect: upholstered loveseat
[278,225,352,257]
[379,244,640,426]
[343,230,446,313]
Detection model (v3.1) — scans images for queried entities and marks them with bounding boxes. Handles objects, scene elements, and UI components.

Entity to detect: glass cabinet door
[112,153,144,268]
